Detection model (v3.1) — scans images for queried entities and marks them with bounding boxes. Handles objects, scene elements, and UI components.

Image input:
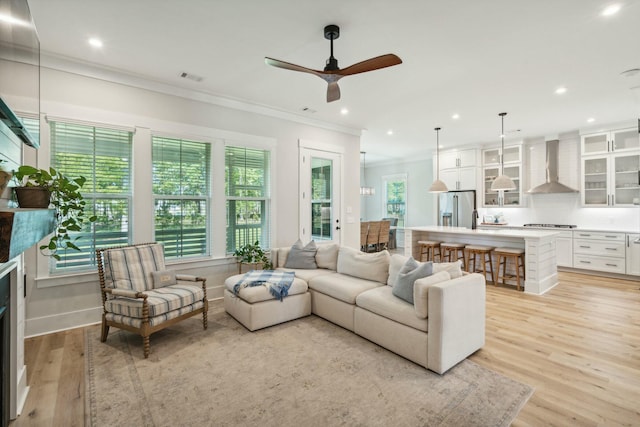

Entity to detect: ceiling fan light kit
[265,25,402,102]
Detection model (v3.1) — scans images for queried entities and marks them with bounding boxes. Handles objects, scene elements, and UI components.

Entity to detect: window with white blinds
[225,146,271,253]
[50,121,132,271]
[152,136,211,258]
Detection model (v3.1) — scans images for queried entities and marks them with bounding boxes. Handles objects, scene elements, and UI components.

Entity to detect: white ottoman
[223,273,311,331]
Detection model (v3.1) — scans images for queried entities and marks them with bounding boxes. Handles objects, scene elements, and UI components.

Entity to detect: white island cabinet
[405,226,560,295]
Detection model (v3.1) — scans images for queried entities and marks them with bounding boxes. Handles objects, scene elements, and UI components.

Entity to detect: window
[152,136,210,258]
[383,174,407,227]
[225,146,271,253]
[50,121,132,271]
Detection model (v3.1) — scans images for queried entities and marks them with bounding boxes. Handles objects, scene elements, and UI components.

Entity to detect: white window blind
[225,145,271,253]
[152,136,210,258]
[50,121,132,271]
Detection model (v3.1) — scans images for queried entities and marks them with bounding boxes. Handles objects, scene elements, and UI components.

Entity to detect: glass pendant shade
[360,151,375,196]
[429,127,448,193]
[491,112,517,191]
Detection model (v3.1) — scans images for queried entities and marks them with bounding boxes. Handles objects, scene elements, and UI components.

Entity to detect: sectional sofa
[224,244,486,374]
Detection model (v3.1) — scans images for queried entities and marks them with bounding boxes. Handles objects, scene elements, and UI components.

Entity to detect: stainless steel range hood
[528,139,578,194]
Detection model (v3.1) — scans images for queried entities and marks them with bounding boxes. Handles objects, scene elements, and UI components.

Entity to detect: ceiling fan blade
[327,82,341,102]
[264,57,324,77]
[337,54,403,76]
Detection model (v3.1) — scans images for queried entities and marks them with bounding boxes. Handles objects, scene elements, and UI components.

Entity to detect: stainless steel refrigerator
[438,190,476,228]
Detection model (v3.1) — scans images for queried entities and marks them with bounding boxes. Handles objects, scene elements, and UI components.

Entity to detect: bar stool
[418,240,441,262]
[466,245,495,284]
[440,242,466,269]
[494,247,526,291]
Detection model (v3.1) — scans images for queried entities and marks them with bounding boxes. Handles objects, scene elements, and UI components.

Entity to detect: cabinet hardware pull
[579,233,590,237]
[605,263,617,267]
[579,245,591,248]
[605,235,617,238]
[579,260,591,264]
[604,248,617,251]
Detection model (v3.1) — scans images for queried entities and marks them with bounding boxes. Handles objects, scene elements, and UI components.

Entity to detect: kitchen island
[405,226,561,295]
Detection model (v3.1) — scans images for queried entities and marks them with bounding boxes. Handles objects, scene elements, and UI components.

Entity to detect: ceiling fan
[265,25,402,103]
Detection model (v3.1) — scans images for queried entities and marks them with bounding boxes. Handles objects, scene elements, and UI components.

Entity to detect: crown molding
[40,51,362,137]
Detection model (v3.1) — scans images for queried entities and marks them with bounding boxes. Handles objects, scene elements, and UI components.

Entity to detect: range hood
[528,139,578,194]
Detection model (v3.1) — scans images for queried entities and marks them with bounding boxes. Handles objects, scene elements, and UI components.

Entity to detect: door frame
[298,139,344,245]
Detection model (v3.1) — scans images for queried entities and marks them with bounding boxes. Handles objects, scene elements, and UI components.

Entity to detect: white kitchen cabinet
[482,145,523,207]
[582,152,640,206]
[573,231,626,274]
[581,128,639,156]
[438,148,477,190]
[555,231,573,268]
[626,234,640,276]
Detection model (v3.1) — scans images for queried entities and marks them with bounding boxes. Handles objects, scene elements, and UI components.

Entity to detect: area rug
[86,301,533,426]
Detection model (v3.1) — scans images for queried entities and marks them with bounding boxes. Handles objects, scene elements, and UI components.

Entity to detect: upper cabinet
[581,126,640,207]
[482,144,523,207]
[438,148,477,190]
[581,128,639,156]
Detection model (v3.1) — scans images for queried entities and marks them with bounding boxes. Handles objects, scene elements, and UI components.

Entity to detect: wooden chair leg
[501,254,507,285]
[203,301,209,330]
[143,335,150,358]
[100,316,109,342]
[487,253,495,285]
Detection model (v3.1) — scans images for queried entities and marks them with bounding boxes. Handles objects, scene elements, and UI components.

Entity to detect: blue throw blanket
[233,270,296,301]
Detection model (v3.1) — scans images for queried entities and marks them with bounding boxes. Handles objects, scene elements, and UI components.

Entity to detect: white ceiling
[28,0,640,163]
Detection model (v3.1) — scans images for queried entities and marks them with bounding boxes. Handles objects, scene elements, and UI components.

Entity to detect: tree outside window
[383,174,407,227]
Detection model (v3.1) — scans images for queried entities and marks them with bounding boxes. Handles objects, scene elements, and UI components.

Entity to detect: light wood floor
[10,272,640,426]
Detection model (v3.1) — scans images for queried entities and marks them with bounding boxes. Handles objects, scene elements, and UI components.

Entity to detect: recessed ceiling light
[451,113,460,119]
[601,4,621,16]
[555,86,567,95]
[340,108,349,115]
[587,117,595,123]
[387,130,394,135]
[88,37,103,48]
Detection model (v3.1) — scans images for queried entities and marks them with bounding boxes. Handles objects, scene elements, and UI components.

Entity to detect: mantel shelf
[0,208,55,263]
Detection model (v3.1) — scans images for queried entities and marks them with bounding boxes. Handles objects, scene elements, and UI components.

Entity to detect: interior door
[299,148,342,244]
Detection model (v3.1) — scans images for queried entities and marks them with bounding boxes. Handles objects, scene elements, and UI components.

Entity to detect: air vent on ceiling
[179,72,204,82]
[301,107,317,114]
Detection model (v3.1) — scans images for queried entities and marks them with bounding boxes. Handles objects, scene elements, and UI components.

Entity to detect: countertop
[477,223,640,234]
[406,226,561,239]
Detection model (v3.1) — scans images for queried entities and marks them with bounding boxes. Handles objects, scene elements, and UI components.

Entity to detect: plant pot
[14,186,51,208]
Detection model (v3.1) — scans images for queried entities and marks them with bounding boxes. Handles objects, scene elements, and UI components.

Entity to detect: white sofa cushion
[308,273,383,304]
[433,261,463,279]
[224,274,308,304]
[413,271,451,319]
[336,247,390,284]
[276,267,336,282]
[315,243,339,270]
[276,247,291,268]
[355,286,428,332]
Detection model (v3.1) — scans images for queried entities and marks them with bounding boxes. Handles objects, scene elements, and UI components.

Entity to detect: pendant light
[490,112,517,191]
[360,151,375,195]
[428,127,448,193]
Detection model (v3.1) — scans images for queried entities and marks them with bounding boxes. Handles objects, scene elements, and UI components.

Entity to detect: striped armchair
[96,242,208,358]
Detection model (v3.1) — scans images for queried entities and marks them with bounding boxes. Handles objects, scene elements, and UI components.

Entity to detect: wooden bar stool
[494,247,526,291]
[466,245,495,284]
[440,242,466,269]
[418,240,441,262]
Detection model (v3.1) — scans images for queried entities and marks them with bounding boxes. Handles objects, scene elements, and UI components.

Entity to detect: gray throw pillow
[392,257,433,304]
[284,239,318,269]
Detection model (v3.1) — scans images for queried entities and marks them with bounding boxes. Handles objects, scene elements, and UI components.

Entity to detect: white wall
[1,62,362,336]
[361,157,437,226]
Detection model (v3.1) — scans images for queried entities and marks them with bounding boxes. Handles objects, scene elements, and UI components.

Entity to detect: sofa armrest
[176,274,200,282]
[413,271,451,319]
[427,273,486,374]
[109,288,146,299]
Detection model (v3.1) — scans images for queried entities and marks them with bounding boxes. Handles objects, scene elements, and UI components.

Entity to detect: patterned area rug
[86,301,533,426]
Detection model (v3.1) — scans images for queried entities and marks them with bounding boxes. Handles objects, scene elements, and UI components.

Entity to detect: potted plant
[13,165,97,260]
[233,240,273,270]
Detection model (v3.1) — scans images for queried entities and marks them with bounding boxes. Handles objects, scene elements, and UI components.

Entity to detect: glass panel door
[299,148,341,244]
[614,153,640,205]
[613,128,640,152]
[583,157,608,205]
[582,133,609,155]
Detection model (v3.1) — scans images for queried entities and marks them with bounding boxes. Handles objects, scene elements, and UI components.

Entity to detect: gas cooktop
[523,224,577,229]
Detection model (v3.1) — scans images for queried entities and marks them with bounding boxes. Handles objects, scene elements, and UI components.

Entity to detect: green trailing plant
[13,165,97,260]
[233,240,273,270]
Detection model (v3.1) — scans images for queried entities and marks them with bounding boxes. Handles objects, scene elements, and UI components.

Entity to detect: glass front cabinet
[582,152,640,206]
[482,145,523,207]
[581,128,639,156]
